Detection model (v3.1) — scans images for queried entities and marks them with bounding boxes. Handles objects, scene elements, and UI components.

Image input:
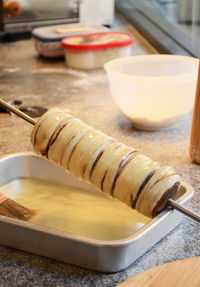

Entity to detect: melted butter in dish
[0,177,150,240]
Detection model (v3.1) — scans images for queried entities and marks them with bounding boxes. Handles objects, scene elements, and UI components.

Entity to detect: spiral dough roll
[31,108,181,218]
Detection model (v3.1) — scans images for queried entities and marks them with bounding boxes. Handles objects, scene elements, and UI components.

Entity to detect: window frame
[116,0,200,57]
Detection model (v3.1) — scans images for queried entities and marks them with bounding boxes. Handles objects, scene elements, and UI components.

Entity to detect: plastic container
[32,23,108,58]
[61,32,134,69]
[104,55,199,130]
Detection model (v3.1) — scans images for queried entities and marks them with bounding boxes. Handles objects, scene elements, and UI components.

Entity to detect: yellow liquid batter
[0,177,150,241]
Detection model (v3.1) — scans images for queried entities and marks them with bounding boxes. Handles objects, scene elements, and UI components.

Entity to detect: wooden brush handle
[190,59,200,163]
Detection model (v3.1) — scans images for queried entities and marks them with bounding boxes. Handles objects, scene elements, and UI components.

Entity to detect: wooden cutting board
[118,257,200,287]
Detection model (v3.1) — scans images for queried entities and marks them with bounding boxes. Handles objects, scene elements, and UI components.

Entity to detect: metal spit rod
[0,98,200,223]
[0,98,36,125]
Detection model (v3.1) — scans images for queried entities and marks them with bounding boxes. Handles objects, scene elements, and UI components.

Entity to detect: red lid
[61,31,134,51]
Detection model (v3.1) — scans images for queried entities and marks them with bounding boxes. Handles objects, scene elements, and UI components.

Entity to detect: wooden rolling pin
[118,257,200,287]
[190,59,200,163]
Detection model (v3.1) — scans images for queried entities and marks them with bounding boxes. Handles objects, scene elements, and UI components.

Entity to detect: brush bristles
[0,198,34,221]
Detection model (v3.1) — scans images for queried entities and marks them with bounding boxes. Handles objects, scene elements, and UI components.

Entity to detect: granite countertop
[0,15,200,287]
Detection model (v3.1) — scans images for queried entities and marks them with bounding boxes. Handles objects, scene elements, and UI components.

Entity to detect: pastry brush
[0,191,34,220]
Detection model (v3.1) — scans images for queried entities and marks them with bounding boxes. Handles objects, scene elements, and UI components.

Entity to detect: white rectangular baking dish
[0,153,193,272]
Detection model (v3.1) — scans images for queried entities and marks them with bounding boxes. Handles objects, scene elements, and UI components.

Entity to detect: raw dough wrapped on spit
[31,108,181,218]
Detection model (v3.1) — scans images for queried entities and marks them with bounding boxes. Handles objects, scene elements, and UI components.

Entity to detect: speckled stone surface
[0,15,200,287]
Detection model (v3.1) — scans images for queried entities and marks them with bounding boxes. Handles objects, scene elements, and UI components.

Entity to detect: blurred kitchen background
[1,0,200,56]
[0,0,114,33]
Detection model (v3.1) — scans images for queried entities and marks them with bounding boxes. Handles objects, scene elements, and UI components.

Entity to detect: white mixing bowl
[104,55,198,130]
